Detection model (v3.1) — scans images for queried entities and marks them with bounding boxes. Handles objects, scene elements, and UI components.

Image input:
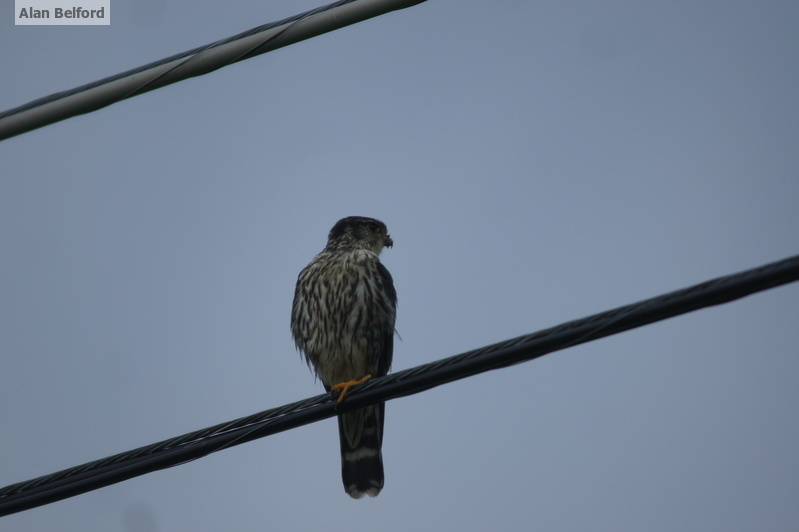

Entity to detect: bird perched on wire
[291,216,397,499]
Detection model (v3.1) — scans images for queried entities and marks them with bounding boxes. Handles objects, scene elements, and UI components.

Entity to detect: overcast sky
[2,1,798,531]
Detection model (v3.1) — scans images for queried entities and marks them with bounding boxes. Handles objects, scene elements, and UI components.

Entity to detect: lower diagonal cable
[1,253,797,516]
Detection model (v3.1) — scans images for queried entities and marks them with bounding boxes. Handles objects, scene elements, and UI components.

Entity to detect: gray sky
[2,1,798,530]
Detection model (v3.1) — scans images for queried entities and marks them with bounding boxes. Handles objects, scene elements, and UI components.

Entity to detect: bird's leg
[332,375,372,403]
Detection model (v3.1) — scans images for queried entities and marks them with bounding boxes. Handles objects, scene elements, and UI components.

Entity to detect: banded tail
[338,403,385,498]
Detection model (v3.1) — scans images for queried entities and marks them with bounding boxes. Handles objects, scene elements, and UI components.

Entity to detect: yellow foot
[332,375,372,403]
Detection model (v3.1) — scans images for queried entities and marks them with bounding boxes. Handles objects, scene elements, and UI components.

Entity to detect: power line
[0,0,426,141]
[1,253,797,517]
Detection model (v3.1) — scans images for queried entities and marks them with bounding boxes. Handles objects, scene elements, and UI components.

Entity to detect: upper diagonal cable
[0,0,426,141]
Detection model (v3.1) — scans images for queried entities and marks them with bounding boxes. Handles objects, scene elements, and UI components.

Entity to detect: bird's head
[327,216,393,255]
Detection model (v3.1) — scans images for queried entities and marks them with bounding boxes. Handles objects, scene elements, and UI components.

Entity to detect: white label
[15,0,110,25]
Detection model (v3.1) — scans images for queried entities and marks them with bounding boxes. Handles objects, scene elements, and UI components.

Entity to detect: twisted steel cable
[0,0,426,140]
[1,253,798,516]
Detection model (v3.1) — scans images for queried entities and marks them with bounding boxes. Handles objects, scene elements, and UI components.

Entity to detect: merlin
[291,216,397,498]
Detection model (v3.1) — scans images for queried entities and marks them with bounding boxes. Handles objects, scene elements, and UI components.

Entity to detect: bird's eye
[368,223,382,234]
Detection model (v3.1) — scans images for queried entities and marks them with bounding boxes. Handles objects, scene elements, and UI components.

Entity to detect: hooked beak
[384,234,393,248]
